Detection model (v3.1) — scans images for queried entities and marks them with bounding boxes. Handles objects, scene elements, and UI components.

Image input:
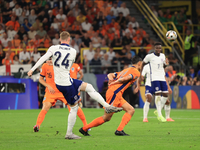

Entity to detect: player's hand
[133,86,139,94]
[168,87,172,94]
[27,70,33,77]
[165,58,169,65]
[47,85,55,94]
[108,81,116,86]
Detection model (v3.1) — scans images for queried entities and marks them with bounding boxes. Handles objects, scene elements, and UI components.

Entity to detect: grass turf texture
[0,108,200,150]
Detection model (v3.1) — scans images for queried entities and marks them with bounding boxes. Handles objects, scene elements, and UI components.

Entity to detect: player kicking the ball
[33,59,88,132]
[28,31,122,139]
[141,64,174,122]
[139,42,170,123]
[79,56,142,136]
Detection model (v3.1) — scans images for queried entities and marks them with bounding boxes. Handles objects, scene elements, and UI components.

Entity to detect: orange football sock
[36,109,47,127]
[77,107,87,126]
[83,117,105,131]
[67,105,87,126]
[117,113,132,131]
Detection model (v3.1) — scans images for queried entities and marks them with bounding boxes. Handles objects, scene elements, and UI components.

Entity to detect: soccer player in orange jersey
[79,56,142,136]
[33,60,87,132]
[70,63,83,80]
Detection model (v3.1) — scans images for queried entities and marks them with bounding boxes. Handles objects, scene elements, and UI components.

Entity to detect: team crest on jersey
[74,95,78,100]
[156,87,159,90]
[71,67,75,71]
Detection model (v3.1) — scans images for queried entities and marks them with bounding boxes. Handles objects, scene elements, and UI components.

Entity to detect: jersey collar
[61,43,70,46]
[132,65,136,68]
[154,52,160,56]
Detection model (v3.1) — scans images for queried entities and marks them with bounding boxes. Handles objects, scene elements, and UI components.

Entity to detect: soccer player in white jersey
[27,31,122,139]
[142,64,174,122]
[139,42,169,122]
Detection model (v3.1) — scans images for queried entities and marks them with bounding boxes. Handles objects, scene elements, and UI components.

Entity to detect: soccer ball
[166,30,177,41]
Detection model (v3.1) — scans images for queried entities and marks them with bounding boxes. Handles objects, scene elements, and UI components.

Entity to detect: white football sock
[143,101,150,119]
[161,96,168,109]
[155,95,162,117]
[66,104,78,135]
[164,105,171,119]
[85,84,110,107]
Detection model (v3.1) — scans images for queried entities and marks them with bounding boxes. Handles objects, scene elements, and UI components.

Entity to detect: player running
[142,64,174,122]
[79,56,142,136]
[139,42,169,122]
[33,59,87,132]
[28,31,122,139]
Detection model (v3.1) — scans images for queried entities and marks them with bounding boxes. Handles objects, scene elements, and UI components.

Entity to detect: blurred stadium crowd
[0,0,199,86]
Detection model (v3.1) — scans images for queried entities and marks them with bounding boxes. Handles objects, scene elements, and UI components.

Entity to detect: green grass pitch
[0,108,200,150]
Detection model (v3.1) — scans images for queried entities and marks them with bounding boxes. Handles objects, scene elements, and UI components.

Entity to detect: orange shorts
[43,91,67,106]
[106,89,127,107]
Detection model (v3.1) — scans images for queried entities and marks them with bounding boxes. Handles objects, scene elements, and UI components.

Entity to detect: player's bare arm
[78,70,84,80]
[109,74,133,86]
[139,61,147,85]
[27,50,53,77]
[165,76,172,94]
[39,76,55,94]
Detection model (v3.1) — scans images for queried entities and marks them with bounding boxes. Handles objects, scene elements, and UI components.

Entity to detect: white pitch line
[143,117,200,120]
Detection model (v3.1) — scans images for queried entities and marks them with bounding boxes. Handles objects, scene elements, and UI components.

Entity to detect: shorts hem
[145,93,153,97]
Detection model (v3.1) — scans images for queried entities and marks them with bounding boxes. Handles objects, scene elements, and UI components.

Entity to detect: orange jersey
[70,63,81,79]
[40,63,60,93]
[109,66,140,96]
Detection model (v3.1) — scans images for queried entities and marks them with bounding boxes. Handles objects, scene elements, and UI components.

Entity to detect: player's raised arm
[27,49,53,77]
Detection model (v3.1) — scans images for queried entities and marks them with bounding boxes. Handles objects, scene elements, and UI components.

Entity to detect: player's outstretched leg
[79,112,114,136]
[33,102,51,132]
[67,105,88,126]
[65,104,81,139]
[164,100,174,122]
[81,83,123,113]
[115,102,134,136]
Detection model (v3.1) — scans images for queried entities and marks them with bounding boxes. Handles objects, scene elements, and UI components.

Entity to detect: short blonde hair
[60,31,70,41]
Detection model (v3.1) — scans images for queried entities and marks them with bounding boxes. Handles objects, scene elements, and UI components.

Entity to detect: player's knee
[165,99,170,105]
[102,115,112,122]
[128,107,135,116]
[146,95,152,103]
[104,117,112,122]
[42,102,52,112]
[85,83,95,92]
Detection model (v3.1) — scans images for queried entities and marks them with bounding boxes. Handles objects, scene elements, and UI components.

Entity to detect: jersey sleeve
[30,47,53,71]
[114,72,120,78]
[130,70,140,80]
[40,64,46,77]
[143,54,151,63]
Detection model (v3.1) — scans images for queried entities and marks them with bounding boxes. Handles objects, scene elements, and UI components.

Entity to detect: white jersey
[31,44,77,86]
[143,53,166,81]
[141,64,151,86]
